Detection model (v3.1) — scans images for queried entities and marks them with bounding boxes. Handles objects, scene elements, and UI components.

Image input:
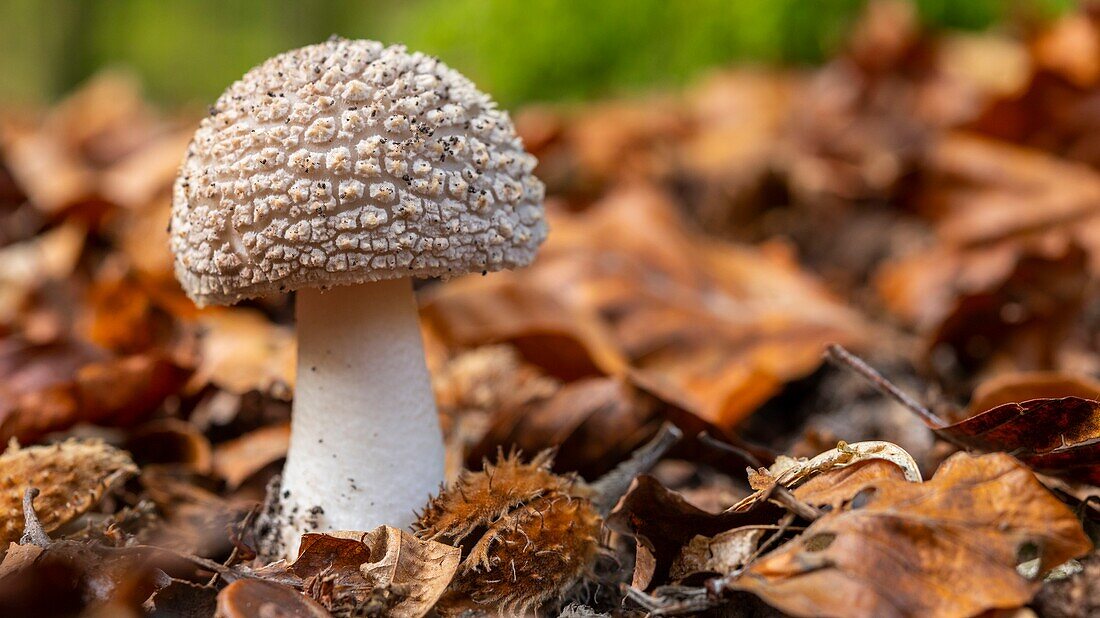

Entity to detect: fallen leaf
[356,526,460,618]
[468,376,654,479]
[424,187,867,428]
[188,309,295,399]
[732,452,1093,618]
[287,528,459,618]
[216,579,331,618]
[937,396,1100,485]
[792,458,912,510]
[213,422,290,490]
[607,475,782,589]
[669,526,768,582]
[0,338,192,442]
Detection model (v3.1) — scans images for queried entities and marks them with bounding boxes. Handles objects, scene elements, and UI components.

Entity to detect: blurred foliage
[0,0,1073,108]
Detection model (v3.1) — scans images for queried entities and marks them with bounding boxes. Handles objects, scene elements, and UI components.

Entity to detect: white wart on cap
[171,37,547,306]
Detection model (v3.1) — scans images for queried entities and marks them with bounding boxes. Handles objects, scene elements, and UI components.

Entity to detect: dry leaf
[0,439,137,544]
[213,423,290,490]
[356,526,460,618]
[606,475,782,590]
[0,338,192,442]
[669,526,768,582]
[937,397,1100,485]
[188,309,296,398]
[732,452,1093,618]
[216,579,331,618]
[424,187,867,428]
[468,377,654,479]
[286,528,459,618]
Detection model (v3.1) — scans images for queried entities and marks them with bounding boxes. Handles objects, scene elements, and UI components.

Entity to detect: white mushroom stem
[279,278,444,557]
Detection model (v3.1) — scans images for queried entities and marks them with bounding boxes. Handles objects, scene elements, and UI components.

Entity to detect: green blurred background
[0,0,1072,108]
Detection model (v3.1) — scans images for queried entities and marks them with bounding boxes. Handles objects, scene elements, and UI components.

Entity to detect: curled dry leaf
[937,396,1100,485]
[416,451,601,615]
[879,372,1100,485]
[356,526,460,618]
[606,475,782,590]
[733,440,921,513]
[669,526,769,583]
[0,439,137,544]
[287,528,459,618]
[731,452,1093,618]
[216,579,331,618]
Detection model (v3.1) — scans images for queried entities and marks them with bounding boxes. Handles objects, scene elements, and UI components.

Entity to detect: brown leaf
[606,475,782,589]
[966,371,1100,413]
[188,309,295,399]
[216,579,331,618]
[669,526,768,583]
[732,452,1093,618]
[0,338,192,442]
[792,458,911,511]
[356,526,460,618]
[212,422,290,490]
[288,528,459,618]
[937,396,1100,485]
[0,439,137,544]
[468,377,654,479]
[125,418,212,473]
[424,187,867,428]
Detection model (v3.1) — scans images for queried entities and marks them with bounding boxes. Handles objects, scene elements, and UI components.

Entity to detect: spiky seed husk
[415,450,602,614]
[0,439,138,544]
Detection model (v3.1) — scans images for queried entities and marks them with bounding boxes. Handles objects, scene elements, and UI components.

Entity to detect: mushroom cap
[170,38,547,306]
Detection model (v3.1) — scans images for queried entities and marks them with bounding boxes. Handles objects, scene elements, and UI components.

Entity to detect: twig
[20,488,52,548]
[590,422,683,516]
[768,485,821,522]
[696,432,763,469]
[624,585,714,617]
[824,344,947,428]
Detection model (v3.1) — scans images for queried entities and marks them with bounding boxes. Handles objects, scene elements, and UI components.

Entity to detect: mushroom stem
[280,278,444,557]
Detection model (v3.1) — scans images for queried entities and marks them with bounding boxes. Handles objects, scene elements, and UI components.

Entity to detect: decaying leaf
[416,451,601,614]
[0,439,137,544]
[0,338,192,442]
[423,187,868,429]
[212,422,290,490]
[607,475,782,590]
[468,376,655,479]
[668,526,769,583]
[356,526,460,618]
[937,396,1100,485]
[286,528,459,618]
[732,452,1093,618]
[188,309,296,399]
[216,579,331,618]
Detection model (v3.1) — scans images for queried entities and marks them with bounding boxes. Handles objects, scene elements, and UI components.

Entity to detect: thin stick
[697,432,764,469]
[590,422,683,516]
[769,486,822,522]
[824,344,947,428]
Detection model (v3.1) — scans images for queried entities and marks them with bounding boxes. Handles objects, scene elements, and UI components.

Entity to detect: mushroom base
[278,278,444,557]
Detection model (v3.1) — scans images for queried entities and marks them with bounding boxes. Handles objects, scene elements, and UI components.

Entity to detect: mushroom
[169,38,547,556]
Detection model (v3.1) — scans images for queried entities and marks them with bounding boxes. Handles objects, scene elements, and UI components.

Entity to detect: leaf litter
[0,1,1099,616]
